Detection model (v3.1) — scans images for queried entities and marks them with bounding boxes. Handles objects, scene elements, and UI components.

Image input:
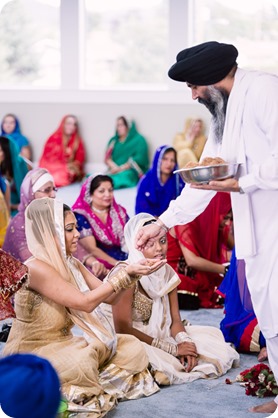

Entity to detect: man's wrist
[156,219,169,233]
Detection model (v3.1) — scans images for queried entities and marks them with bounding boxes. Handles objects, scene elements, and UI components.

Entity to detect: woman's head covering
[43,114,79,143]
[136,145,184,217]
[124,213,180,298]
[2,168,54,262]
[0,353,61,418]
[19,168,54,212]
[124,213,180,339]
[25,197,117,355]
[25,198,68,274]
[168,41,238,85]
[1,114,30,151]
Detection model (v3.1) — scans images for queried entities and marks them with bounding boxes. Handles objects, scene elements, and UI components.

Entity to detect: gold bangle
[107,268,137,293]
[151,338,178,356]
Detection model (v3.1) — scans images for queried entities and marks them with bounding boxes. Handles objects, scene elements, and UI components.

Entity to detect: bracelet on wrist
[91,260,99,268]
[107,267,140,293]
[82,254,93,265]
[151,338,178,356]
[175,331,193,344]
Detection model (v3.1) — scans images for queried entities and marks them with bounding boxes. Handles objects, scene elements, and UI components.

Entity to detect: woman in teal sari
[104,116,149,189]
[0,136,28,216]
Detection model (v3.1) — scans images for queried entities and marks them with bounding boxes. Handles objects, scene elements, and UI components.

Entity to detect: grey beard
[198,86,228,144]
[211,112,226,144]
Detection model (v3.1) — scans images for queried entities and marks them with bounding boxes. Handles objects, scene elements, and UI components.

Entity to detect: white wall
[0,101,211,167]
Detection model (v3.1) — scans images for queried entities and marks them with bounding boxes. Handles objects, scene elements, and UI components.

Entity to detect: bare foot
[257,347,268,362]
[249,400,277,414]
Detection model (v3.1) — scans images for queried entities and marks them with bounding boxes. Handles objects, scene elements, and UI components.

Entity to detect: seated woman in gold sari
[3,198,165,416]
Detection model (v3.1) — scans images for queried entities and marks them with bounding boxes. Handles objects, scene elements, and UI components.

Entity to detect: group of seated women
[0,109,269,415]
[0,161,268,416]
[1,196,240,415]
[0,112,151,220]
[0,112,206,221]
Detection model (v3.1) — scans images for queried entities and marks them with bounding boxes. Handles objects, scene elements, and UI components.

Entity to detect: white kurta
[160,68,278,340]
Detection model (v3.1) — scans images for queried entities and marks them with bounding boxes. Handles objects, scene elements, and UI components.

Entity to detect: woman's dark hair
[0,136,13,178]
[89,175,114,195]
[63,203,72,215]
[143,219,156,227]
[117,116,129,129]
[163,147,177,164]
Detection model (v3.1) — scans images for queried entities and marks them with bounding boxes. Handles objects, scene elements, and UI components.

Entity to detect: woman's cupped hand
[126,258,167,276]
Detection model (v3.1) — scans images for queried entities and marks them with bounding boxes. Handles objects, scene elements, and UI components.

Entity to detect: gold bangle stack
[151,338,178,356]
[107,268,141,293]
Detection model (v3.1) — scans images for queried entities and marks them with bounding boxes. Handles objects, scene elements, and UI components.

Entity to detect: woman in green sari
[104,116,149,189]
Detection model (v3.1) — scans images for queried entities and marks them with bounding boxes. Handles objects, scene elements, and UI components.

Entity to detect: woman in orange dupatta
[39,115,85,187]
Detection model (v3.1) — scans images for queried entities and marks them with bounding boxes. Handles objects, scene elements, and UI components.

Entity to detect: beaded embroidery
[132,283,153,325]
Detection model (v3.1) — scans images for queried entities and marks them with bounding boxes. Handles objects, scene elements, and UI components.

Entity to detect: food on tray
[184,161,199,169]
[185,157,226,169]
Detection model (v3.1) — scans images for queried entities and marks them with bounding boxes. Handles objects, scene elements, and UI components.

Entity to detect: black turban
[0,354,61,418]
[168,41,238,85]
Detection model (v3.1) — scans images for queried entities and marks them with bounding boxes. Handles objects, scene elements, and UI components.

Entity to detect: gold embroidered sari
[3,198,158,416]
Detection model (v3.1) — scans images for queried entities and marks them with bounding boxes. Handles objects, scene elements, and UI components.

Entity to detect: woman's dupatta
[124,213,180,339]
[25,198,117,358]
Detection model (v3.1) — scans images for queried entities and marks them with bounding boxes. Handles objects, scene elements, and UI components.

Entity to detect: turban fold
[0,354,61,418]
[168,41,238,85]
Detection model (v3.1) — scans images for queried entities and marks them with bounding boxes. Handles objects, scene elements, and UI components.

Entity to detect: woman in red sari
[39,115,85,187]
[166,192,234,310]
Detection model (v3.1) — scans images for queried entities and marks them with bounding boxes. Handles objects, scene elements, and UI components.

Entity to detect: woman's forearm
[182,246,225,274]
[90,247,117,267]
[80,239,117,267]
[186,254,225,274]
[114,321,153,345]
[170,321,187,339]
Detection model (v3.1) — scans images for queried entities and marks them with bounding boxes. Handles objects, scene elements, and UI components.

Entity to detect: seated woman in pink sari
[72,174,129,278]
[39,115,85,187]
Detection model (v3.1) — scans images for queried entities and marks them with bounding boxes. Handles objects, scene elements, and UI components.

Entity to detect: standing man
[136,41,278,414]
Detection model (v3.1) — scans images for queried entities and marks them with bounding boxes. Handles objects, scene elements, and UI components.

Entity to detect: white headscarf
[124,213,180,339]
